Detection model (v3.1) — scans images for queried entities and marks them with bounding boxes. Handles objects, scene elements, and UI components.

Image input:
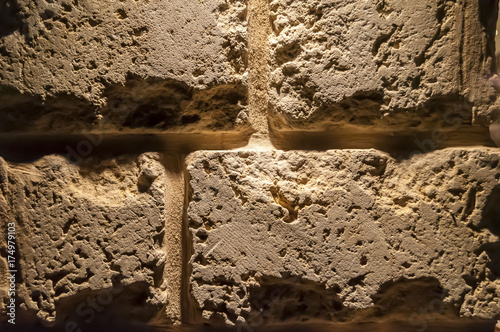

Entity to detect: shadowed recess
[475,185,500,278]
[0,132,252,163]
[0,76,249,133]
[270,126,494,153]
[0,0,22,38]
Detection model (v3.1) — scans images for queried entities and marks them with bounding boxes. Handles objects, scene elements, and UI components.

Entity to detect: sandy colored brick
[269,0,499,131]
[187,148,500,327]
[0,0,249,133]
[0,153,168,327]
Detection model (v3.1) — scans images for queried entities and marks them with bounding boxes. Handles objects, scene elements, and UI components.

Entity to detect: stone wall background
[0,0,499,331]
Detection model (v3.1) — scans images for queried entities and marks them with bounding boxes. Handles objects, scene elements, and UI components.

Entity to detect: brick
[0,153,167,327]
[187,148,500,326]
[0,0,249,133]
[268,0,499,131]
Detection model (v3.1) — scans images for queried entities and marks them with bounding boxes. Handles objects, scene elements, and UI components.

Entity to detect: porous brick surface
[187,149,500,326]
[0,153,167,326]
[0,0,248,132]
[1,0,499,330]
[269,0,499,131]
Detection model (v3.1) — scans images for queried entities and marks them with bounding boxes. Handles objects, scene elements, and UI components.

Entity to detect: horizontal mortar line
[271,126,496,151]
[0,132,252,162]
[0,126,495,162]
[157,320,499,332]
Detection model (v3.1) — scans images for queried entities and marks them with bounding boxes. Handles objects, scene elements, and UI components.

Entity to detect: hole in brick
[124,105,179,129]
[348,274,366,287]
[360,255,368,265]
[322,228,330,241]
[275,41,302,65]
[137,173,154,193]
[245,275,344,324]
[181,114,201,125]
[270,186,298,223]
[116,9,127,19]
[31,291,41,303]
[196,231,208,243]
[236,288,245,299]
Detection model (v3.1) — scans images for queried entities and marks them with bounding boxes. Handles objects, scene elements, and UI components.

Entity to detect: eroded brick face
[0,0,249,133]
[0,154,168,325]
[1,0,499,330]
[269,0,498,130]
[187,149,500,326]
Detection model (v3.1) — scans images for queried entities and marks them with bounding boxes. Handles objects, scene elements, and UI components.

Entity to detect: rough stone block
[0,0,248,132]
[269,0,499,131]
[0,153,167,327]
[187,149,500,327]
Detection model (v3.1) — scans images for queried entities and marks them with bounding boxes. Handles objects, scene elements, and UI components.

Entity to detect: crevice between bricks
[247,0,272,145]
[0,133,251,163]
[157,154,185,326]
[271,126,495,153]
[1,1,500,331]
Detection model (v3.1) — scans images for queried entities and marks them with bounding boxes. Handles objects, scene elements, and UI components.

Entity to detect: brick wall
[0,0,499,331]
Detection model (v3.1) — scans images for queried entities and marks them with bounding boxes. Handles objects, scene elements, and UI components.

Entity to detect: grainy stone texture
[269,0,499,131]
[0,153,167,327]
[0,0,249,132]
[187,149,500,326]
[1,0,500,330]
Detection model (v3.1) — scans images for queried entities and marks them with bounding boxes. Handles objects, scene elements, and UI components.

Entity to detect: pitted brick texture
[269,0,499,130]
[0,153,167,325]
[0,0,248,132]
[187,149,500,326]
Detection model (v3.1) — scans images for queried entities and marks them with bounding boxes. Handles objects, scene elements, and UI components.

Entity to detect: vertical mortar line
[161,154,185,326]
[181,159,199,325]
[248,0,271,140]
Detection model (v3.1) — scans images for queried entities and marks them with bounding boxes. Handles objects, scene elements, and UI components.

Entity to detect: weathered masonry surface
[187,149,500,326]
[0,0,249,133]
[0,0,500,331]
[269,0,498,131]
